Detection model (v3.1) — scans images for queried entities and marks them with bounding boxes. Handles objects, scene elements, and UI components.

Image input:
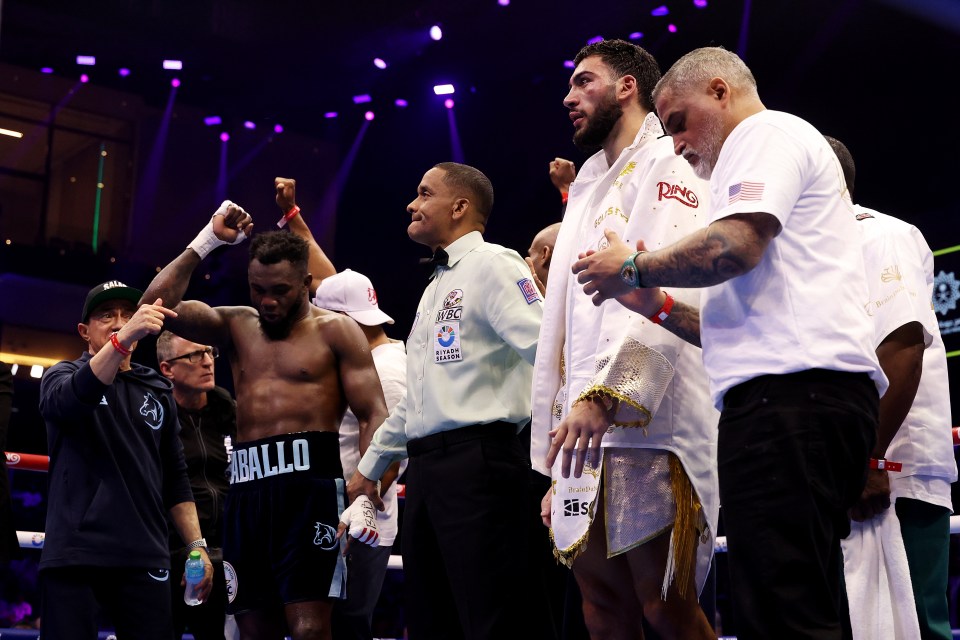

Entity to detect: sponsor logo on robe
[229,438,311,483]
[563,499,591,516]
[881,265,902,283]
[612,161,638,190]
[594,206,629,228]
[657,182,699,208]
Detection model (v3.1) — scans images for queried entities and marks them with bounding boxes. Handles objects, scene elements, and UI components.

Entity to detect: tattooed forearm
[636,213,777,288]
[660,299,701,347]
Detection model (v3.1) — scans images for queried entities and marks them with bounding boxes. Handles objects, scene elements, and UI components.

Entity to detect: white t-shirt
[855,205,957,510]
[700,110,887,408]
[339,340,408,545]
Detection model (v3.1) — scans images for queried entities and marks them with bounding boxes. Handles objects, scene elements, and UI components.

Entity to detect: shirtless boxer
[141,202,388,640]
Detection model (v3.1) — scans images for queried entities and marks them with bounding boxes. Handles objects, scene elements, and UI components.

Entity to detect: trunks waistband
[406,421,517,457]
[229,431,342,485]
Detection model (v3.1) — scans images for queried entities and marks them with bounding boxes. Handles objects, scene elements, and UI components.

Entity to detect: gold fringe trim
[576,385,653,434]
[669,453,702,600]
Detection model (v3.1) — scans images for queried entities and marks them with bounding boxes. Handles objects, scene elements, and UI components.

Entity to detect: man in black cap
[38,280,213,639]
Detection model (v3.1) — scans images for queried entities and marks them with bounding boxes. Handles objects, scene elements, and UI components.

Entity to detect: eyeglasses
[166,347,219,365]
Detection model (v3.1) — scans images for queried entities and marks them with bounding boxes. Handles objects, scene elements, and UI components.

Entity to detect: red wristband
[868,457,902,472]
[110,332,131,357]
[276,204,301,228]
[560,191,569,204]
[648,292,674,324]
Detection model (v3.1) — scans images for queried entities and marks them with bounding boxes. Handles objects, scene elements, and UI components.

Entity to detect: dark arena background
[0,0,958,637]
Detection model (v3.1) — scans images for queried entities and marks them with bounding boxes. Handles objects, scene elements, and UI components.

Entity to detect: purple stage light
[76,55,96,66]
[498,0,510,5]
[563,60,575,69]
[587,35,604,45]
[651,5,669,16]
[444,99,454,109]
[171,78,181,88]
[693,0,708,6]
[433,84,455,95]
[118,67,131,77]
[395,98,409,107]
[244,121,256,129]
[40,67,54,74]
[364,111,375,121]
[353,94,372,104]
[204,116,222,126]
[324,112,338,119]
[163,60,183,70]
[220,132,230,142]
[80,74,90,83]
[668,23,678,32]
[430,25,442,41]
[274,124,284,134]
[629,32,644,40]
[373,58,387,69]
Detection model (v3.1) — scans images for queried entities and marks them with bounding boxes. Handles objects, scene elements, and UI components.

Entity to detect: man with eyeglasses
[158,331,238,640]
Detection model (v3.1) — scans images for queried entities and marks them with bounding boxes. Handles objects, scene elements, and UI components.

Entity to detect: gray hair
[653,47,759,103]
[155,330,179,363]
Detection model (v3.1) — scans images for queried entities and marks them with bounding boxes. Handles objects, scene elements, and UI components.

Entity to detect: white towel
[841,507,920,640]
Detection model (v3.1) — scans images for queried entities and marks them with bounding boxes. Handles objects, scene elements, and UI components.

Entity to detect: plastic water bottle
[184,549,204,606]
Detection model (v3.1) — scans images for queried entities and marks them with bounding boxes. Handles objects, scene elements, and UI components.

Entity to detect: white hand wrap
[339,496,380,547]
[187,200,249,259]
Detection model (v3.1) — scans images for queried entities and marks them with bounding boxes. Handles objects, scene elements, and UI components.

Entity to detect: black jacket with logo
[168,385,236,551]
[39,352,192,570]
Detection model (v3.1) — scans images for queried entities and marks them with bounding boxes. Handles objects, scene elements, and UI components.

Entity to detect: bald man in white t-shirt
[566,47,887,638]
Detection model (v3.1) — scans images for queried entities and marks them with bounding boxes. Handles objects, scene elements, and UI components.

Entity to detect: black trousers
[718,369,877,640]
[402,422,537,640]
[40,565,174,639]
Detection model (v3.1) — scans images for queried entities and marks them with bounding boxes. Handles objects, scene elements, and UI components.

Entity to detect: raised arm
[140,202,253,345]
[275,177,336,295]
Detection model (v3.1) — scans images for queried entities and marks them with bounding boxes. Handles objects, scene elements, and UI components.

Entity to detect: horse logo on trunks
[139,393,164,430]
[314,522,338,550]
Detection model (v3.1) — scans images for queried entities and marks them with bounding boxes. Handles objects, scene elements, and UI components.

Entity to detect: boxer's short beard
[573,91,623,153]
[259,297,304,340]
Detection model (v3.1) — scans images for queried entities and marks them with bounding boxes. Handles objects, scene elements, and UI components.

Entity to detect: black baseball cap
[81,280,143,322]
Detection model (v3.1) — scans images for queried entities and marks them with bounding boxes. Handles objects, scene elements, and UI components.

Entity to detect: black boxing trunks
[222,431,346,614]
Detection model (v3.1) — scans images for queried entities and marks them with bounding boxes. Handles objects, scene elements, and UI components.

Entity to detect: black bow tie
[419,247,449,272]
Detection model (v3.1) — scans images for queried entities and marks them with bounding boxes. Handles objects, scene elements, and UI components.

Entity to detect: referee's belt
[407,421,517,457]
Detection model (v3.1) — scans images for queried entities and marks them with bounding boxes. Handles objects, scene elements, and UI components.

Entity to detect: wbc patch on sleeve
[517,278,541,304]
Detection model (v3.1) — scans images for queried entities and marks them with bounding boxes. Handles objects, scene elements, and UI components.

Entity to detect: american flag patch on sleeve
[517,278,541,304]
[728,181,764,204]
